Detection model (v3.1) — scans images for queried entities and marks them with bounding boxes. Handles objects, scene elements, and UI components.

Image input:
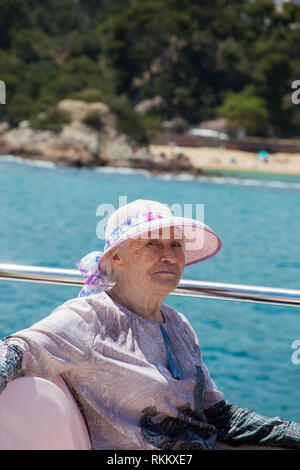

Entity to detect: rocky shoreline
[0,99,208,177]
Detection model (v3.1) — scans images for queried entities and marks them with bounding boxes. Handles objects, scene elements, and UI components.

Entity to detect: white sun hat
[76,199,222,297]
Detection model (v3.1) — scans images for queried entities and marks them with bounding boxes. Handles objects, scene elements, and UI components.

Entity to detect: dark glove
[205,399,300,449]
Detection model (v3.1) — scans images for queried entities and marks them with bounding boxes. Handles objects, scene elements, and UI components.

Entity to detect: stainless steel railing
[0,263,300,307]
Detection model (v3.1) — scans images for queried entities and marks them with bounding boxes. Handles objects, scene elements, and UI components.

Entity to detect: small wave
[94,166,152,177]
[158,172,198,181]
[172,173,196,181]
[195,174,300,191]
[0,154,56,169]
[158,172,300,190]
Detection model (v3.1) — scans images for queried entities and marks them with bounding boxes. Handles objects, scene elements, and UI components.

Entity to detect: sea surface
[0,154,300,422]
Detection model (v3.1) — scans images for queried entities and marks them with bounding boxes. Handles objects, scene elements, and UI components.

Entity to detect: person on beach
[0,199,300,450]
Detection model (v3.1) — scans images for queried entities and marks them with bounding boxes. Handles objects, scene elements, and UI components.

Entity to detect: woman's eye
[145,240,182,248]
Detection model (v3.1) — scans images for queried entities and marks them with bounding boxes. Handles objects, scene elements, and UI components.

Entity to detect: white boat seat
[0,376,286,450]
[0,376,91,450]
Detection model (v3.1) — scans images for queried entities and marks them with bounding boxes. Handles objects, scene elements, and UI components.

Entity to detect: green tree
[82,111,103,130]
[217,91,269,136]
[30,108,71,132]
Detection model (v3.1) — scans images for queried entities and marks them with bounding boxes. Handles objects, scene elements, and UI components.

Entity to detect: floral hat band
[76,199,222,298]
[104,211,164,250]
[76,251,108,298]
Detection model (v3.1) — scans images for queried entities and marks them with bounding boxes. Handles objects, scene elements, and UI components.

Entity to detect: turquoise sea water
[0,155,300,422]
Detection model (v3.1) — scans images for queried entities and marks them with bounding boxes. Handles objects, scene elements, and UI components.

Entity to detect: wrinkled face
[111,227,185,295]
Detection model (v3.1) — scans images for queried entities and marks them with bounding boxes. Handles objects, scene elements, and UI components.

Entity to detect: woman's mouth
[154,271,177,275]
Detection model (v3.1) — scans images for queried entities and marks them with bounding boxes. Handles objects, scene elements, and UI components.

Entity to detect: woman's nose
[160,246,176,263]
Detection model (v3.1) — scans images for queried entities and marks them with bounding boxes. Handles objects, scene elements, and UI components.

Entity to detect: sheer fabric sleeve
[3,297,96,381]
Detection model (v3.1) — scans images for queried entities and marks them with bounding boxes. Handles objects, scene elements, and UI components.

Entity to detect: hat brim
[98,217,221,275]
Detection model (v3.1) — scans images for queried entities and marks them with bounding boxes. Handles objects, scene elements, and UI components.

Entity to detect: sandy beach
[149,144,300,176]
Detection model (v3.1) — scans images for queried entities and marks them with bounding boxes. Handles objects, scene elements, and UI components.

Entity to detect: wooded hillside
[1,0,300,140]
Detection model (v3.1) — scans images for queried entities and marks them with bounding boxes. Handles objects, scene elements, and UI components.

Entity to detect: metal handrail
[0,263,300,307]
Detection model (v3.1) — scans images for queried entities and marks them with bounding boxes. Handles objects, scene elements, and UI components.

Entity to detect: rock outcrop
[0,99,204,175]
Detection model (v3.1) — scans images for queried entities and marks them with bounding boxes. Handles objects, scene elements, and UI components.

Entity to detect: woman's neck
[107,284,165,324]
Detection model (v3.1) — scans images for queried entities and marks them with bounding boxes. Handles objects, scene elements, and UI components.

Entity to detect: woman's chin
[150,273,180,292]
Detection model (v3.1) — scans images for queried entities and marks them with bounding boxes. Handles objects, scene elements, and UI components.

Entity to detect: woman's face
[112,227,185,295]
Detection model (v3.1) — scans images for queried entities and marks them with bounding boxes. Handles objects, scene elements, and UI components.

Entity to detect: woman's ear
[110,246,126,270]
[111,251,122,267]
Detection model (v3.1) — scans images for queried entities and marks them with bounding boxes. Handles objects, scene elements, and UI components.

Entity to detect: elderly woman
[0,199,299,450]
